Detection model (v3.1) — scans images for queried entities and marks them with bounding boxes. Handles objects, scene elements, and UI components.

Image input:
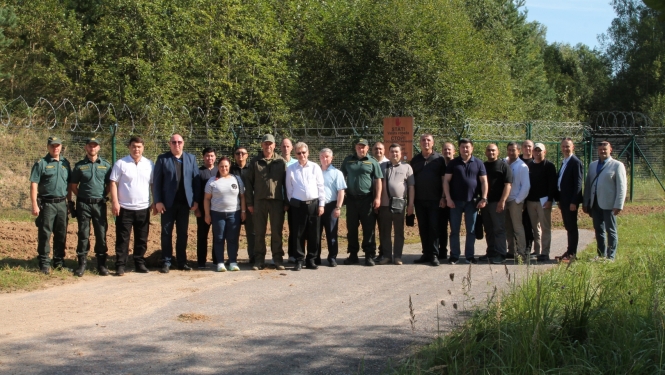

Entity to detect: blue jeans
[211,210,241,263]
[591,201,618,260]
[449,200,478,259]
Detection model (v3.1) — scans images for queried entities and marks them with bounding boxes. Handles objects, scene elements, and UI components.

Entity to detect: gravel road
[0,229,594,375]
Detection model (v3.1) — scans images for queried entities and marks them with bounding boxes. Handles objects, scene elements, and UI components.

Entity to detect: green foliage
[396,212,665,374]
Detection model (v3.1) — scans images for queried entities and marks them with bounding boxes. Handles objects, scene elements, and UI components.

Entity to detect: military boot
[74,256,87,277]
[97,254,109,276]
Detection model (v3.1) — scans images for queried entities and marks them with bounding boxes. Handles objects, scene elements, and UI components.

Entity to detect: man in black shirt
[517,139,535,258]
[438,142,456,260]
[231,146,255,264]
[195,147,217,268]
[479,144,512,264]
[409,134,446,266]
[525,142,558,261]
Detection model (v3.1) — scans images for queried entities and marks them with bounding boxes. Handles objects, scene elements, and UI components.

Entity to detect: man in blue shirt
[443,138,488,264]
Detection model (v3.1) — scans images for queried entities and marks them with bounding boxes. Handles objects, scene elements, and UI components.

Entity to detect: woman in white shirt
[204,157,246,272]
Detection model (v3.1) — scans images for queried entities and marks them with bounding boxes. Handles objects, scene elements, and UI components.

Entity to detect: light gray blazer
[583,156,627,210]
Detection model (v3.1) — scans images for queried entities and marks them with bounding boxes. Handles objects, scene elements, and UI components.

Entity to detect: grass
[395,211,665,374]
[0,263,74,292]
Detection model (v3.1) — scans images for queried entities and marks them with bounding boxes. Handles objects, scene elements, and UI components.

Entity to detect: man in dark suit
[153,133,201,273]
[555,137,583,261]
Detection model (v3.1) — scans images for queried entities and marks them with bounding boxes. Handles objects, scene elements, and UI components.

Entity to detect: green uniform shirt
[70,156,112,199]
[340,154,383,195]
[29,154,71,198]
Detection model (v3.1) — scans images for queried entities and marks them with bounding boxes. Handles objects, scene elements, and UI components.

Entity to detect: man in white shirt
[316,148,346,267]
[109,136,154,276]
[285,142,325,270]
[504,141,531,260]
[372,142,389,260]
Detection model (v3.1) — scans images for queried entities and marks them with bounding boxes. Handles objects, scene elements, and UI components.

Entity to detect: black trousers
[115,207,150,267]
[523,206,534,245]
[160,202,190,266]
[318,201,340,261]
[560,206,579,255]
[438,206,450,257]
[291,199,321,262]
[346,195,376,257]
[414,199,440,259]
[196,215,215,265]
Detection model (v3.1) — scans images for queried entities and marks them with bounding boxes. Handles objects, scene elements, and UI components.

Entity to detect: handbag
[385,164,407,214]
[474,209,484,240]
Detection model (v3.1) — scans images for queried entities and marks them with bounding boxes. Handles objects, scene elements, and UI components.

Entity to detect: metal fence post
[526,122,532,140]
[111,123,117,164]
[630,135,635,202]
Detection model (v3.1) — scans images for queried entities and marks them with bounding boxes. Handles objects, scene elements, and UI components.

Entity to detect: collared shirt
[110,155,154,210]
[286,160,325,206]
[285,157,297,167]
[340,154,383,195]
[30,154,71,198]
[505,157,530,203]
[558,155,571,191]
[410,151,445,201]
[322,165,347,204]
[380,162,414,206]
[445,156,487,202]
[71,156,112,199]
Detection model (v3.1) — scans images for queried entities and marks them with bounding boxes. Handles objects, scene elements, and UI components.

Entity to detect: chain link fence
[1,97,663,210]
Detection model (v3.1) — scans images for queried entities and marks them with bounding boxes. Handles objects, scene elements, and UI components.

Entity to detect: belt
[297,199,317,205]
[78,197,107,204]
[39,196,66,203]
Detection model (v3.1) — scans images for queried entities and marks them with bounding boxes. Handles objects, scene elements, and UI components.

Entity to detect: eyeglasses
[235,152,247,155]
[296,152,307,155]
[171,141,183,145]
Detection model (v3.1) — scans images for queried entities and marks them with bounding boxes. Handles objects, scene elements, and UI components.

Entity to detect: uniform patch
[362,161,373,164]
[46,165,55,169]
[80,166,90,170]
[231,184,238,189]
[97,166,107,169]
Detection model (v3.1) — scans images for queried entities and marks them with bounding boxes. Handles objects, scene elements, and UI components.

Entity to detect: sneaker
[394,258,403,265]
[275,264,286,271]
[490,255,506,264]
[536,255,549,262]
[365,257,375,266]
[448,257,459,265]
[228,263,240,271]
[467,257,478,264]
[376,256,391,265]
[216,263,227,272]
[251,265,260,271]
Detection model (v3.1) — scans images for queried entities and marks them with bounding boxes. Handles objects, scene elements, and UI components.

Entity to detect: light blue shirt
[322,165,347,204]
[285,158,297,167]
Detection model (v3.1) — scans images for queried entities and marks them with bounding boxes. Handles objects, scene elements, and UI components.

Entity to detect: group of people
[29,133,627,276]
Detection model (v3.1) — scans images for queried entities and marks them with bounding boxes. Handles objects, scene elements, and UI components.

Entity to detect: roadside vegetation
[396,211,665,374]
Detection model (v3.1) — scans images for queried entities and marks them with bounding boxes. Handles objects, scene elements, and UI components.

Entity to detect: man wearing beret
[30,136,72,274]
[340,138,383,266]
[69,137,112,276]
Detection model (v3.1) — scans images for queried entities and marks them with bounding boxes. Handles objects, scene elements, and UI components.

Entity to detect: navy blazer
[153,151,200,208]
[556,154,583,206]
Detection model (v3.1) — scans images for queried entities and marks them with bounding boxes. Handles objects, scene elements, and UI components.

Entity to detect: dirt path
[0,230,594,375]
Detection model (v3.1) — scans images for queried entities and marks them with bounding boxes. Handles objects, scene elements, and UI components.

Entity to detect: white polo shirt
[110,155,154,210]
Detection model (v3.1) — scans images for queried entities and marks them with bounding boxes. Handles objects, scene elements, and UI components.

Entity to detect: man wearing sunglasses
[153,134,201,273]
[231,146,255,264]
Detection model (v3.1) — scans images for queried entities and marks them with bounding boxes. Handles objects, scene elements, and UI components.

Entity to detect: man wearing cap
[69,137,112,276]
[525,142,558,261]
[583,141,627,261]
[246,134,288,270]
[153,134,201,273]
[30,136,72,274]
[340,138,383,266]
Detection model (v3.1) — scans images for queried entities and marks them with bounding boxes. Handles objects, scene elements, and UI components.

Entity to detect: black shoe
[438,255,448,262]
[314,257,322,266]
[74,256,87,277]
[506,253,515,259]
[448,257,459,265]
[478,255,490,262]
[490,255,506,264]
[40,266,51,275]
[197,263,207,270]
[249,257,255,265]
[414,255,429,264]
[97,254,109,276]
[178,264,192,271]
[467,257,478,264]
[537,254,549,262]
[365,257,375,266]
[293,261,303,271]
[116,266,125,276]
[328,259,337,267]
[306,259,318,270]
[343,256,359,265]
[430,258,440,267]
[159,264,170,274]
[135,264,149,273]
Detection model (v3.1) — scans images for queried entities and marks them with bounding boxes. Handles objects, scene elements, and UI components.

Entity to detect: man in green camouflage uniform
[69,137,112,276]
[30,136,72,274]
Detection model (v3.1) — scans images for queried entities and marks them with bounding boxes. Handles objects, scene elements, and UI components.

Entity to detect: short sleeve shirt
[484,160,513,203]
[410,151,445,201]
[205,175,245,212]
[445,156,487,202]
[322,165,347,204]
[29,154,71,198]
[380,162,415,206]
[340,154,383,195]
[70,157,112,199]
[109,155,154,210]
